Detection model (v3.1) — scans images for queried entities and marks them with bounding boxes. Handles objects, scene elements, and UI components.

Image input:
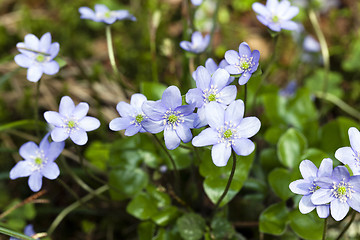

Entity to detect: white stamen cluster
[96,11,114,19]
[236,55,254,74]
[162,109,184,130]
[331,178,354,203]
[216,121,239,148]
[203,85,222,104]
[309,182,320,193]
[130,113,146,126]
[61,118,80,134]
[29,150,47,172]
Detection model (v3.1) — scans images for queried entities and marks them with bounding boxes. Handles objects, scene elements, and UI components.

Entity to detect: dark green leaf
[268,168,293,200]
[259,202,289,235]
[211,217,235,239]
[140,82,168,100]
[289,210,324,240]
[176,213,206,240]
[138,221,155,240]
[126,192,157,220]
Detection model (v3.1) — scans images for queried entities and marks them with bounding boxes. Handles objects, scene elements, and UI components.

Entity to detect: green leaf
[262,93,287,126]
[300,148,329,168]
[54,56,67,68]
[277,128,307,169]
[109,168,148,200]
[289,210,324,240]
[211,217,235,239]
[138,221,155,240]
[176,213,206,240]
[305,69,343,98]
[260,148,281,173]
[268,168,293,200]
[152,206,179,226]
[259,202,289,236]
[264,126,285,145]
[84,141,110,171]
[126,192,158,220]
[140,81,168,100]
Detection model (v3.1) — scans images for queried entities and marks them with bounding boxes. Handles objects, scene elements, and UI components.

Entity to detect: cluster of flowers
[290,127,360,221]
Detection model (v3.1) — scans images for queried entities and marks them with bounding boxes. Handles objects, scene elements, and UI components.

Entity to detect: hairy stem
[322,217,328,240]
[105,25,119,75]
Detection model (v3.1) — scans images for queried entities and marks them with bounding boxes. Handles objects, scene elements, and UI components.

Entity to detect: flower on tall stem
[14,32,60,82]
[180,31,210,54]
[289,159,332,218]
[192,100,261,166]
[311,165,360,221]
[44,96,100,145]
[335,127,360,175]
[142,86,196,150]
[79,4,136,24]
[109,93,148,136]
[9,134,64,192]
[186,67,237,128]
[252,0,299,32]
[224,42,260,85]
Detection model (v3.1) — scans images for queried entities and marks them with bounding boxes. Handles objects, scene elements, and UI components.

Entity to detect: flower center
[237,56,254,72]
[331,179,354,203]
[67,120,76,128]
[203,85,221,104]
[163,110,184,130]
[104,11,111,18]
[272,15,279,22]
[135,114,144,123]
[241,61,250,70]
[309,183,321,193]
[208,93,217,102]
[34,157,43,165]
[168,114,178,124]
[223,129,233,139]
[36,54,46,63]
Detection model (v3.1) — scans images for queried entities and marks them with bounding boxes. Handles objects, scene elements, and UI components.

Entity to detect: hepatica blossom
[109,93,147,136]
[180,31,210,54]
[289,159,333,218]
[10,134,64,192]
[44,96,100,145]
[195,58,235,85]
[252,0,299,32]
[186,67,237,128]
[311,165,360,221]
[224,42,260,85]
[142,86,196,150]
[192,100,261,167]
[79,4,136,24]
[335,127,360,175]
[14,32,59,82]
[10,224,38,240]
[191,0,203,6]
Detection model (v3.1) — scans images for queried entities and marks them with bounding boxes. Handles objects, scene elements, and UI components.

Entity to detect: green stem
[336,211,357,240]
[17,47,50,56]
[314,91,360,121]
[47,185,109,236]
[105,25,119,76]
[213,150,237,212]
[0,226,34,240]
[322,217,328,240]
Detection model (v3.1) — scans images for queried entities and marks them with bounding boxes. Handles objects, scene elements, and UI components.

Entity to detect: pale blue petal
[315,177,333,188]
[51,127,69,142]
[116,101,133,117]
[164,128,181,150]
[194,107,207,128]
[349,127,360,152]
[256,15,270,27]
[347,192,360,212]
[73,102,89,120]
[39,32,51,53]
[24,225,36,237]
[238,72,252,85]
[49,42,60,59]
[28,172,43,192]
[10,161,33,179]
[162,86,182,109]
[70,128,88,145]
[130,93,147,109]
[280,21,298,31]
[211,142,232,167]
[180,41,192,52]
[236,117,261,139]
[46,141,65,161]
[109,117,132,131]
[331,199,349,221]
[42,61,59,75]
[268,22,282,32]
[311,189,333,205]
[316,205,330,218]
[289,179,312,195]
[238,42,251,57]
[44,111,64,126]
[349,176,360,192]
[41,162,60,180]
[299,195,315,214]
[186,88,204,108]
[125,125,142,136]
[224,65,242,75]
[95,4,109,13]
[332,166,350,182]
[104,17,117,25]
[205,58,218,74]
[252,2,270,17]
[27,65,43,82]
[183,113,197,129]
[252,50,261,64]
[191,0,202,6]
[282,6,299,20]
[224,50,239,65]
[192,128,219,147]
[318,158,333,177]
[176,124,192,143]
[211,69,230,90]
[39,133,50,151]
[299,160,318,180]
[14,54,32,68]
[59,96,75,116]
[195,66,211,90]
[277,0,290,16]
[191,31,203,45]
[142,119,164,133]
[78,116,100,131]
[225,100,244,125]
[266,0,278,12]
[142,100,167,120]
[232,138,255,156]
[19,142,38,160]
[79,6,95,19]
[175,104,195,115]
[219,85,237,105]
[24,34,39,51]
[205,102,225,129]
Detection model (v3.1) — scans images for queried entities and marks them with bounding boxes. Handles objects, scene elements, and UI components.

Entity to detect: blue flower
[311,165,360,221]
[109,93,148,136]
[252,0,299,32]
[193,58,235,85]
[10,224,38,240]
[180,31,210,54]
[44,96,101,145]
[14,32,60,82]
[79,4,136,24]
[335,127,360,175]
[289,159,333,218]
[191,0,203,6]
[192,100,261,166]
[224,42,260,85]
[303,35,321,53]
[9,134,64,192]
[142,86,196,150]
[186,67,237,128]
[279,81,297,97]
